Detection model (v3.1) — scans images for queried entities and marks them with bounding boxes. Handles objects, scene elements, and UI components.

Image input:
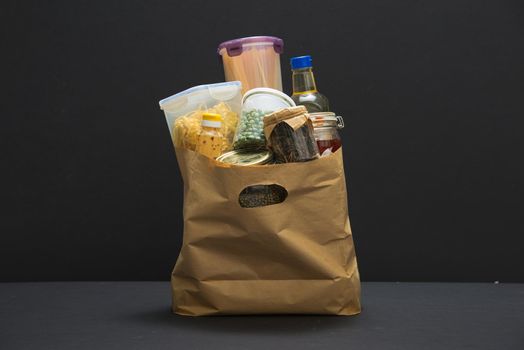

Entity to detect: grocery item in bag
[233,88,295,150]
[196,113,224,159]
[264,106,320,163]
[290,55,330,112]
[159,82,242,151]
[218,36,284,94]
[216,149,273,166]
[309,112,344,156]
[172,146,361,315]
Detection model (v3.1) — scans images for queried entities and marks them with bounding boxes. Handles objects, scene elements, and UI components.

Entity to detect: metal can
[216,150,273,166]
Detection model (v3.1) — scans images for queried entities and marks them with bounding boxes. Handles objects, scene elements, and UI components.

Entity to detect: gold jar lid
[216,150,273,166]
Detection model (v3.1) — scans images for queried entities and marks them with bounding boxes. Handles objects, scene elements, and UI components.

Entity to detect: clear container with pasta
[159,81,242,152]
[217,36,284,94]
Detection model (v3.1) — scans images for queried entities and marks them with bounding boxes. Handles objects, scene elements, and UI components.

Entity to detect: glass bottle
[197,113,224,159]
[290,55,329,113]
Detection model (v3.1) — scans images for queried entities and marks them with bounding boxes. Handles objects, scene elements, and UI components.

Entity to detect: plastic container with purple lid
[217,36,284,94]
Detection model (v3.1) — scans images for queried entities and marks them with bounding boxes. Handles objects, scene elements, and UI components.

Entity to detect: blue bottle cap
[290,55,313,69]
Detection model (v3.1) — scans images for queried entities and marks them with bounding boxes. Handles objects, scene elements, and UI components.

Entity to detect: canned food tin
[216,150,273,166]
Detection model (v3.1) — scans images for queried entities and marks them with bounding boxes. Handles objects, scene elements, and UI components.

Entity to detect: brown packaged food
[264,106,320,163]
[171,146,361,316]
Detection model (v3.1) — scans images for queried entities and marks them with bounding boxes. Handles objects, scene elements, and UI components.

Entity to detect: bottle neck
[292,67,317,95]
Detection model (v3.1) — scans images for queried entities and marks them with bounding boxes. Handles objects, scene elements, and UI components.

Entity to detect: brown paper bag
[171,147,361,316]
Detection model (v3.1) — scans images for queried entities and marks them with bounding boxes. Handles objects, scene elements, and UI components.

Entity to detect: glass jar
[264,106,319,163]
[308,112,344,155]
[233,88,295,151]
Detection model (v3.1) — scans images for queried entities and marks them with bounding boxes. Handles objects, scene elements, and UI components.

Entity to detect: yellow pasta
[172,102,238,152]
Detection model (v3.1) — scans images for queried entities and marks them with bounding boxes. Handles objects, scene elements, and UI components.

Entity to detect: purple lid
[217,36,284,57]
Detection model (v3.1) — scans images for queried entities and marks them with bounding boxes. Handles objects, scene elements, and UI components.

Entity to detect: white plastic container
[159,81,242,151]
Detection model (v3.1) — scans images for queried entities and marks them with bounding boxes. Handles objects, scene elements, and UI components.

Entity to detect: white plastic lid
[159,81,242,111]
[242,88,295,112]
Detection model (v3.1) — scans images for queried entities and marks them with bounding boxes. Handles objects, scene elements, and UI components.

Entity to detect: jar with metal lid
[216,149,273,166]
[233,88,295,151]
[308,112,344,156]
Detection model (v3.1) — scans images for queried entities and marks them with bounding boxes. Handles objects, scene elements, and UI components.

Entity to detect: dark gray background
[2,0,523,282]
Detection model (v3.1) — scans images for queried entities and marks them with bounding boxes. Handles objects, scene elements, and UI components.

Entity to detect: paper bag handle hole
[238,184,288,208]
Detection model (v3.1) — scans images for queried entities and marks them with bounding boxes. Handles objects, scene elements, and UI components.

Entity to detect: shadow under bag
[171,147,361,316]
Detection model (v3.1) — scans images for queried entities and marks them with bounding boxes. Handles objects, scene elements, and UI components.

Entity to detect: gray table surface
[1,282,523,349]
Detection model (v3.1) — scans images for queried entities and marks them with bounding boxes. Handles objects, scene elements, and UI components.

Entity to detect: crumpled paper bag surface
[171,147,361,316]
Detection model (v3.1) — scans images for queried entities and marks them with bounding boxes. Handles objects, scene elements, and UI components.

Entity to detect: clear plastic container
[218,36,284,94]
[233,88,295,151]
[159,81,242,151]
